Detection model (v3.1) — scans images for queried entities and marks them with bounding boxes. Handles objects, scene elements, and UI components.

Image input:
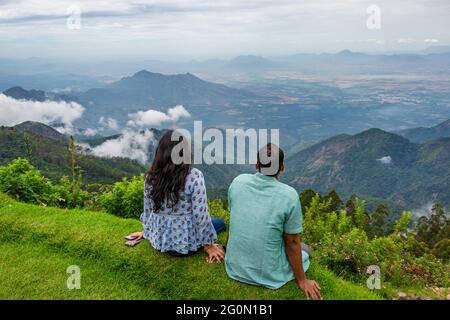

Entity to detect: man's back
[225,172,309,289]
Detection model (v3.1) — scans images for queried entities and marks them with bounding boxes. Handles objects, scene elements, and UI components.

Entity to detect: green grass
[0,194,381,300]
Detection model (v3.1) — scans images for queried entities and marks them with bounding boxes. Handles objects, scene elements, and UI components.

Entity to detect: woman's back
[140,168,217,254]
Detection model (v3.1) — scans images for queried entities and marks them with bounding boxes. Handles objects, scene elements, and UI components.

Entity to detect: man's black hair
[257,143,284,176]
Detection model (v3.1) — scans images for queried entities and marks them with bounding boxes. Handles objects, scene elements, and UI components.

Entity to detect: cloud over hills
[0,93,84,128]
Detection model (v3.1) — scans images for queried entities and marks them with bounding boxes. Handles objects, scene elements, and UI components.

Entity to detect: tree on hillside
[428,204,448,246]
[22,132,34,165]
[323,190,343,212]
[415,203,448,247]
[368,203,390,238]
[345,194,359,216]
[300,188,319,213]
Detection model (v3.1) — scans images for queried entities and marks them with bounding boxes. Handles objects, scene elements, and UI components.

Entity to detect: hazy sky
[0,0,449,60]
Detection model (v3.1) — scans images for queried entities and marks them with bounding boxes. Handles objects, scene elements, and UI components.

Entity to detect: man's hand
[203,244,225,263]
[297,279,322,300]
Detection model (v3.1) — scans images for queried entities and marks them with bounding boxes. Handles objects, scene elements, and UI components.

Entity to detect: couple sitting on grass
[126,130,322,300]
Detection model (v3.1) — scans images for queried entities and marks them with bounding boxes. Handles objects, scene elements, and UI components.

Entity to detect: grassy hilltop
[0,193,380,300]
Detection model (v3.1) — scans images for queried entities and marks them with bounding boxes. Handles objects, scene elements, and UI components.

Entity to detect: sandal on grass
[124,232,143,241]
[125,238,144,247]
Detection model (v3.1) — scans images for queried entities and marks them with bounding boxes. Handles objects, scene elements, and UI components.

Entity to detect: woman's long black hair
[145,130,192,212]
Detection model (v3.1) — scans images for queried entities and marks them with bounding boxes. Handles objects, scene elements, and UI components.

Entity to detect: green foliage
[0,158,53,204]
[393,211,412,233]
[0,198,381,299]
[100,175,144,219]
[323,190,343,212]
[317,228,371,276]
[300,188,319,213]
[301,190,448,288]
[367,204,390,238]
[403,238,430,258]
[51,176,91,209]
[303,194,335,244]
[0,156,447,297]
[22,132,34,165]
[208,198,230,225]
[431,239,450,262]
[0,127,146,185]
[353,197,369,230]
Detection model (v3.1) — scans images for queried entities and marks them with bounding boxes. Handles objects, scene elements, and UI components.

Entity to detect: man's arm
[225,229,229,247]
[283,233,322,300]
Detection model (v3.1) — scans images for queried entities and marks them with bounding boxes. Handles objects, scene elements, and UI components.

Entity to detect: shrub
[208,198,230,225]
[0,192,13,208]
[0,158,53,204]
[431,239,450,262]
[100,174,144,219]
[408,254,449,287]
[51,176,91,209]
[393,211,412,233]
[317,228,371,277]
[402,238,430,258]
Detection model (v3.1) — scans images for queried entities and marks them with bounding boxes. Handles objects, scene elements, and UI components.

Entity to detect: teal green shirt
[225,172,310,289]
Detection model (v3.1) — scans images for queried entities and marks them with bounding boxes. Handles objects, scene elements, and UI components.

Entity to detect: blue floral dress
[140,168,217,254]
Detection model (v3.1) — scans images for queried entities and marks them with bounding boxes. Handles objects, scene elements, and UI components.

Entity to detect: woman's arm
[191,170,224,262]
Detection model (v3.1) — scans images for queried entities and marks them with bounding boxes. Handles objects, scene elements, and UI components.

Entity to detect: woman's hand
[203,244,225,263]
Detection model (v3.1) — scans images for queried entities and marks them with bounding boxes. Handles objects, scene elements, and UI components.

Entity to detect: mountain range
[397,119,450,143]
[3,86,80,103]
[2,48,450,84]
[1,71,263,132]
[285,126,450,208]
[1,119,449,210]
[77,70,257,110]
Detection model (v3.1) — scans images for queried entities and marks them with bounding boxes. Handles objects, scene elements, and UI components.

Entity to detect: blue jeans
[211,217,227,234]
[166,217,226,257]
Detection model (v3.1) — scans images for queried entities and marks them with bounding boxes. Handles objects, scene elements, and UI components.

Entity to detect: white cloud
[3,0,448,58]
[412,202,434,218]
[127,105,190,127]
[376,156,392,164]
[0,93,84,127]
[54,126,72,135]
[424,38,439,43]
[83,128,98,136]
[359,39,385,45]
[82,129,155,164]
[98,116,119,130]
[397,38,417,44]
[80,105,189,163]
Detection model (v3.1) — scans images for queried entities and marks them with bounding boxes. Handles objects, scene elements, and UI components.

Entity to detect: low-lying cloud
[83,128,98,136]
[98,116,119,130]
[81,129,155,164]
[79,105,190,164]
[412,201,434,219]
[376,156,392,164]
[0,94,84,127]
[127,105,190,127]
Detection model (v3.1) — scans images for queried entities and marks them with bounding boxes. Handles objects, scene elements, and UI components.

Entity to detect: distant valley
[1,119,449,211]
[1,49,450,212]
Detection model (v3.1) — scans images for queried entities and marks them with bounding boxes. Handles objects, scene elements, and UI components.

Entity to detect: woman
[125,130,226,263]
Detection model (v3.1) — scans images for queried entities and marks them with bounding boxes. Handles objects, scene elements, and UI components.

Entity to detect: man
[225,143,322,300]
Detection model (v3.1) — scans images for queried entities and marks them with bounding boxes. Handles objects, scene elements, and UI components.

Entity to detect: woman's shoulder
[189,167,204,178]
[185,168,205,192]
